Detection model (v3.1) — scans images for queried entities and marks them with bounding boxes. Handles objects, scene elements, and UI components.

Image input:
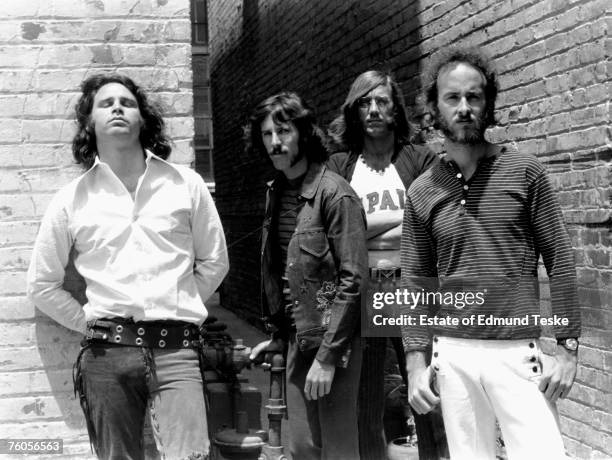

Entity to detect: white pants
[432,336,568,460]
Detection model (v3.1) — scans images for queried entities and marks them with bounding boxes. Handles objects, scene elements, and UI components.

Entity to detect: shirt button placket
[458,193,467,216]
[456,173,468,216]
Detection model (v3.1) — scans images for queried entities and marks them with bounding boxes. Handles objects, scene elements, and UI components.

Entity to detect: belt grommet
[116,325,123,333]
[135,337,143,346]
[114,335,122,342]
[183,339,189,347]
[137,327,145,336]
[159,340,166,348]
[184,329,190,337]
[161,329,168,337]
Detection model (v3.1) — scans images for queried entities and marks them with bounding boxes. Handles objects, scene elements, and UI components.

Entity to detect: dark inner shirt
[277,175,304,309]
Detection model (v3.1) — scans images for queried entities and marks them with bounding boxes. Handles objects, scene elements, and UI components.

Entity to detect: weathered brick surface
[0,0,193,454]
[209,1,610,457]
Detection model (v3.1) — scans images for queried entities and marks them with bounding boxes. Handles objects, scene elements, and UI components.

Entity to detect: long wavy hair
[424,46,498,129]
[245,92,328,164]
[327,70,412,154]
[72,73,171,169]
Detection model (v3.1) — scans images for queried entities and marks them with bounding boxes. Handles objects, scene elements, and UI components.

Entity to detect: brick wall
[0,0,193,456]
[208,0,611,457]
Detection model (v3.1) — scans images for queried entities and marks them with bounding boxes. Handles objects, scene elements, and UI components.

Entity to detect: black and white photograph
[0,1,609,459]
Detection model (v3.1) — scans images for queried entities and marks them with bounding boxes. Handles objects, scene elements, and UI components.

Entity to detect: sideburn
[290,145,306,167]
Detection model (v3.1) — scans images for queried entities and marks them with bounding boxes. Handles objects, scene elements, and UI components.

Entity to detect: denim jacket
[261,162,368,366]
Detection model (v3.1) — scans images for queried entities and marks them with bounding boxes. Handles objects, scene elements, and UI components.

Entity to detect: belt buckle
[379,267,399,282]
[86,328,110,341]
[85,320,112,342]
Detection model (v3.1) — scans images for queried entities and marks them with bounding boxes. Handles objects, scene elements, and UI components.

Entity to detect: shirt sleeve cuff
[402,335,431,354]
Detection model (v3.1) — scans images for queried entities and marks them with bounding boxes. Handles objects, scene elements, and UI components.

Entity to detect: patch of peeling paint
[129,0,141,14]
[22,398,46,416]
[21,22,46,41]
[104,25,120,42]
[91,45,115,64]
[141,24,160,42]
[85,0,105,11]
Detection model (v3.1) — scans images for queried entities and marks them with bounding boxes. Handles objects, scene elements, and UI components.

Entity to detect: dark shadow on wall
[211,0,266,328]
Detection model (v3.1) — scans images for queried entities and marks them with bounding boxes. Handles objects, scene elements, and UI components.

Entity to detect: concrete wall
[0,0,193,456]
[208,1,611,457]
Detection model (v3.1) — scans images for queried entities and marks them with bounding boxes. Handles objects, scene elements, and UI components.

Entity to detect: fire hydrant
[203,316,287,460]
[214,350,288,460]
[258,353,287,460]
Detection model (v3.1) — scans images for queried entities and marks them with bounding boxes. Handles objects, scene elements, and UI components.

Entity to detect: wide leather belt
[369,267,401,281]
[85,318,200,349]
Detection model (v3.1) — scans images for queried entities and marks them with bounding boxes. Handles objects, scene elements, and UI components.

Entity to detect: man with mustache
[247,92,368,460]
[27,73,229,459]
[327,71,446,459]
[400,47,581,459]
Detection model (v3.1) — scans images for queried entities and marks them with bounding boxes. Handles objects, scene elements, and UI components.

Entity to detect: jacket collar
[266,161,326,201]
[298,161,325,200]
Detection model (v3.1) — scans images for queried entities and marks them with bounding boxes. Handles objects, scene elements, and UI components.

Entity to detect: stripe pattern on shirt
[400,150,580,351]
[277,185,301,309]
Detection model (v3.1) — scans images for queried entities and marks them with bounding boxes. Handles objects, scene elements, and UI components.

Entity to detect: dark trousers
[286,336,362,460]
[358,336,448,460]
[74,344,209,460]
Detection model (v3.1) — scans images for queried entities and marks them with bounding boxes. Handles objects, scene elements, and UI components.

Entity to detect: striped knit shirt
[400,149,581,352]
[277,180,302,308]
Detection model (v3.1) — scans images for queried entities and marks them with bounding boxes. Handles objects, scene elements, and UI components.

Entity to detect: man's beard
[289,146,305,167]
[437,112,487,144]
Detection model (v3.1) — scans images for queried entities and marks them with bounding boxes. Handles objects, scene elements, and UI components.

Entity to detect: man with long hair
[401,47,581,459]
[327,71,446,460]
[27,73,229,459]
[247,92,368,459]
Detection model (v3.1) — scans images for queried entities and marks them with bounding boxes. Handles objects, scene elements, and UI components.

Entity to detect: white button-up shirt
[27,151,229,334]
